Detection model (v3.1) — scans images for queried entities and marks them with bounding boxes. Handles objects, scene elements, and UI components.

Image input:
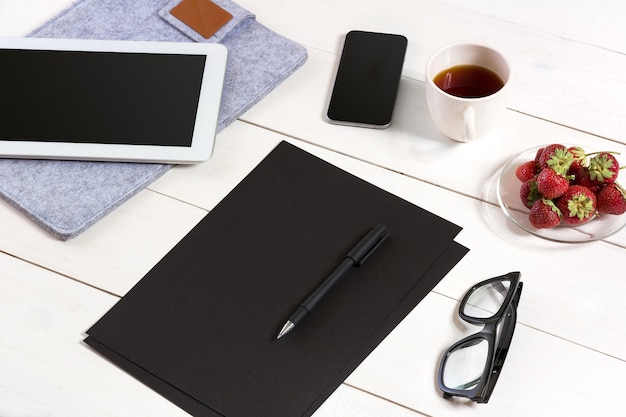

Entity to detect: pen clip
[345,223,388,267]
[357,231,389,265]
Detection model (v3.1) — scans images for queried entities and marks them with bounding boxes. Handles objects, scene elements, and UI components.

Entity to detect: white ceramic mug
[425,43,511,142]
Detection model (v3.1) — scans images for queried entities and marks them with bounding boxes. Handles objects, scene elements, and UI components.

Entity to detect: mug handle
[463,106,475,142]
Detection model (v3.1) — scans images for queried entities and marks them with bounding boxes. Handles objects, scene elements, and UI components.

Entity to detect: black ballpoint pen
[276,224,390,339]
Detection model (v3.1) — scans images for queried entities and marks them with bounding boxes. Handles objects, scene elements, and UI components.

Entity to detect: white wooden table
[1,1,625,416]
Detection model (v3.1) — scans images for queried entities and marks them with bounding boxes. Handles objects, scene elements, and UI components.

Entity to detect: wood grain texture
[1,1,625,416]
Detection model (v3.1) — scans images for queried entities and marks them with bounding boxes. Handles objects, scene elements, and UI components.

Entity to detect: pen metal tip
[277,321,295,339]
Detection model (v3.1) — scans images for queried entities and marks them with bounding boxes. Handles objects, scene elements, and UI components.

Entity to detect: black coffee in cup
[433,64,504,98]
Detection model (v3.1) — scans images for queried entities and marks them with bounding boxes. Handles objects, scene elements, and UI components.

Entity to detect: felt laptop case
[0,0,307,239]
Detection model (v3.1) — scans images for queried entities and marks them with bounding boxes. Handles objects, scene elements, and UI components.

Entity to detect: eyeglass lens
[442,279,512,392]
[462,280,511,319]
[442,338,489,391]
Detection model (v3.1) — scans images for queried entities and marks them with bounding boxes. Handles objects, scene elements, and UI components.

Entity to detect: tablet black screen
[0,49,206,147]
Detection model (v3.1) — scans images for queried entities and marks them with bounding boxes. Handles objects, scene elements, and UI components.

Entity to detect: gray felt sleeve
[0,0,307,239]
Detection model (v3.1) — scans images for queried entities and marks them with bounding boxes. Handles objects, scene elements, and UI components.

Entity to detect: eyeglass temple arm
[481,282,523,403]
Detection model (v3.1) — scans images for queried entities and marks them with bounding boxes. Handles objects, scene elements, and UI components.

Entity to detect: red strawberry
[536,168,570,199]
[534,147,545,164]
[529,198,561,229]
[538,144,573,174]
[537,144,564,167]
[596,183,626,215]
[588,152,620,184]
[567,146,587,171]
[570,165,601,194]
[515,160,538,182]
[520,179,540,208]
[555,185,597,225]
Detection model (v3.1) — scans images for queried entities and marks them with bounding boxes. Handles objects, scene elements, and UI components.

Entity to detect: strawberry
[516,144,626,230]
[529,198,562,229]
[555,185,597,225]
[569,165,601,194]
[520,179,540,208]
[588,152,620,184]
[536,167,570,199]
[567,146,587,171]
[534,147,545,164]
[515,160,538,182]
[538,144,574,174]
[596,182,626,215]
[537,144,564,167]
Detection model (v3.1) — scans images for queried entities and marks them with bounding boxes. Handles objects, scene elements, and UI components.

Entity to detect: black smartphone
[326,31,408,128]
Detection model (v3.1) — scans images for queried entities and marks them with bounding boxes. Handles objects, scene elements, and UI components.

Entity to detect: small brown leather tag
[170,0,233,39]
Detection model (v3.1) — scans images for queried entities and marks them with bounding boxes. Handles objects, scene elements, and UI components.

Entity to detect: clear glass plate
[496,145,626,243]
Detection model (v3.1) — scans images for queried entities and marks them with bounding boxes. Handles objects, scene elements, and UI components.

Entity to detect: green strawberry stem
[567,194,596,220]
[584,151,621,157]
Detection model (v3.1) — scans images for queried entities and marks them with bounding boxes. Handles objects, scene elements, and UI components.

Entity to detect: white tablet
[0,37,227,164]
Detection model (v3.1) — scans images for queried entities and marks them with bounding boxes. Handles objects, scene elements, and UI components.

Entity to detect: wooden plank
[0,0,74,36]
[0,3,625,416]
[0,252,431,416]
[2,123,624,358]
[346,291,625,416]
[438,0,626,53]
[147,122,283,211]
[0,253,189,416]
[289,139,626,361]
[3,250,622,416]
[240,47,626,190]
[0,185,207,297]
[237,0,626,141]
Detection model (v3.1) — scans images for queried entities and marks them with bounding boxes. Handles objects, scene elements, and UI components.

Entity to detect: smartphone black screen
[327,31,407,128]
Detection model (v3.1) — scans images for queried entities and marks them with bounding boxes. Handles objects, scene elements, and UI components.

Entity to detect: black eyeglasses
[437,271,523,403]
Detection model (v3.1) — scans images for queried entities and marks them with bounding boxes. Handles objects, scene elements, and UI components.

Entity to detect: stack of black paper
[86,141,468,416]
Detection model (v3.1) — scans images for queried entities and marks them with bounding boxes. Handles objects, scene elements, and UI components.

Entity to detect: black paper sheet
[85,141,469,416]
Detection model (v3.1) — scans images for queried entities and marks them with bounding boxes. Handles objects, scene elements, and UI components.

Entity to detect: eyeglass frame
[437,271,523,403]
